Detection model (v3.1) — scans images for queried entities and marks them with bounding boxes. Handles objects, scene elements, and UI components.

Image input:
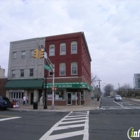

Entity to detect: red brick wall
[0,78,7,96]
[47,100,66,106]
[45,32,91,85]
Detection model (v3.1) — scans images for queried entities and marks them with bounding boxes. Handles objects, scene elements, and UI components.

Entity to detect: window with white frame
[20,69,24,77]
[12,70,15,78]
[60,43,66,55]
[21,51,25,58]
[13,52,17,59]
[29,69,33,76]
[30,50,34,57]
[49,44,55,56]
[59,63,66,75]
[71,62,78,75]
[71,41,77,54]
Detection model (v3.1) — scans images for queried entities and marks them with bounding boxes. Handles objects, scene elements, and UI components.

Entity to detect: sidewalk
[9,99,100,112]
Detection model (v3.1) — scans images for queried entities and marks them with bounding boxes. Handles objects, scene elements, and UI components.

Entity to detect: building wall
[45,32,92,85]
[0,78,7,96]
[134,74,140,89]
[0,67,5,78]
[8,38,45,80]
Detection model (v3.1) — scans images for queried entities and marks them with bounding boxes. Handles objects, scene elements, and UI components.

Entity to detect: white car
[114,95,122,101]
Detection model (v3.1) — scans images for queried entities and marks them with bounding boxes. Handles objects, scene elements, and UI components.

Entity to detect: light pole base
[51,104,55,110]
[44,105,47,109]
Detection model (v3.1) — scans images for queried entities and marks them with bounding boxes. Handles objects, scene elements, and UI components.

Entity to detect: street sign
[44,65,51,71]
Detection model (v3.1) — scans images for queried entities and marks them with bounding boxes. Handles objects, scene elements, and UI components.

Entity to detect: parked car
[0,96,11,110]
[114,95,122,101]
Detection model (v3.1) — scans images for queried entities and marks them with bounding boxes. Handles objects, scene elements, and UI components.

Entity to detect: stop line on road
[0,115,21,122]
[39,111,89,140]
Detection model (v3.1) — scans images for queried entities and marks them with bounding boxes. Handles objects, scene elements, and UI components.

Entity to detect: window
[20,69,24,77]
[59,63,66,75]
[12,70,15,78]
[29,69,33,76]
[55,91,64,100]
[71,62,78,75]
[49,44,55,56]
[30,50,34,57]
[21,51,25,58]
[13,52,17,59]
[71,41,77,54]
[60,43,66,55]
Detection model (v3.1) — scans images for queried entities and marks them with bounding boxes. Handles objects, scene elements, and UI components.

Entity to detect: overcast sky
[0,0,140,89]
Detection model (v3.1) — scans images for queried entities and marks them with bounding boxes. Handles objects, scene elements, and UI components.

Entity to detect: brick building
[45,32,92,105]
[5,32,92,106]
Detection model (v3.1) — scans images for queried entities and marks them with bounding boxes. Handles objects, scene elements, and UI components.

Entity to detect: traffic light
[33,49,38,59]
[40,49,44,59]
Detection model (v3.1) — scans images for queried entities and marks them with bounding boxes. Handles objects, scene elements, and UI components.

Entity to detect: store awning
[44,82,92,91]
[5,79,44,89]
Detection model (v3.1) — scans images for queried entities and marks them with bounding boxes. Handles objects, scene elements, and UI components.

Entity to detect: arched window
[60,43,66,55]
[59,63,66,75]
[49,44,55,56]
[71,41,77,54]
[71,62,78,75]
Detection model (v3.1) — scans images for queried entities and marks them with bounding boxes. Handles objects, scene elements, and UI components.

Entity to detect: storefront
[45,82,92,106]
[5,79,44,105]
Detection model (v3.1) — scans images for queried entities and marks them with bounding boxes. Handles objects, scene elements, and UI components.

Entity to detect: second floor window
[71,41,77,54]
[20,69,24,77]
[59,63,66,75]
[13,52,17,59]
[12,70,15,78]
[60,43,66,55]
[21,51,25,58]
[49,44,55,56]
[30,69,33,76]
[71,62,78,75]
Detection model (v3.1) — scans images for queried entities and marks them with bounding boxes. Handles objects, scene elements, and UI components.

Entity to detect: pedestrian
[23,95,27,105]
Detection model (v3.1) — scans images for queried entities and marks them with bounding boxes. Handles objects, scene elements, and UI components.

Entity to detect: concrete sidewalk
[9,99,100,112]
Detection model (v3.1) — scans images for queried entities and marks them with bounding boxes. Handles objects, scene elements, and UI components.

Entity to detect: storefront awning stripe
[5,79,44,89]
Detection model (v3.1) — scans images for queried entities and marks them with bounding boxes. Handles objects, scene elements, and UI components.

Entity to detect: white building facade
[5,38,45,104]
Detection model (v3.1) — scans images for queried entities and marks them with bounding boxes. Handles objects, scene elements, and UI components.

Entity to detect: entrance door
[67,93,72,105]
[31,93,34,105]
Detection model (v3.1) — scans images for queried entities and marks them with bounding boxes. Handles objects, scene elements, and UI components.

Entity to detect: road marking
[113,101,124,107]
[0,116,21,122]
[39,111,89,140]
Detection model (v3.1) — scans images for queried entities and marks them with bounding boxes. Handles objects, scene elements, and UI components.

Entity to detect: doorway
[67,93,72,105]
[31,93,34,105]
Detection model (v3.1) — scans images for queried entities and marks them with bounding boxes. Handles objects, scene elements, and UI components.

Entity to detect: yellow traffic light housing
[33,49,39,59]
[40,49,44,59]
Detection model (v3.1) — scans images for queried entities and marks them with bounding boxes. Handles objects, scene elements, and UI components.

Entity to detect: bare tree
[104,84,114,96]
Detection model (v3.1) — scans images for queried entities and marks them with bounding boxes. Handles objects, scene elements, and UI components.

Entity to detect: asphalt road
[0,97,140,140]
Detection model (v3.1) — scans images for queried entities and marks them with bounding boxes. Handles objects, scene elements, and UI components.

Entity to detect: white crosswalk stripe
[39,111,89,140]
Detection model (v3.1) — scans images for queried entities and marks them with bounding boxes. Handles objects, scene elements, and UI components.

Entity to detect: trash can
[33,102,38,109]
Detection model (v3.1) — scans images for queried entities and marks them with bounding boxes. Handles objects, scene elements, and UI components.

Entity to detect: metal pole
[44,62,47,109]
[51,66,55,110]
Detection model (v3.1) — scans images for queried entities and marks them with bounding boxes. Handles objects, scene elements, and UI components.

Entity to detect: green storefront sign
[44,82,92,90]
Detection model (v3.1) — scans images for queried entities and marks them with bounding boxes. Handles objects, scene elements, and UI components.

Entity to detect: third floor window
[60,43,66,55]
[49,44,55,56]
[21,51,25,59]
[71,41,77,54]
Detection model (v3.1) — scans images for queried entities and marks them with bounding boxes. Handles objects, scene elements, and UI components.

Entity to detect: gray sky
[0,0,140,89]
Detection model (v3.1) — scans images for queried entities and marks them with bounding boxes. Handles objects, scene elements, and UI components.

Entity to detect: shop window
[55,91,64,100]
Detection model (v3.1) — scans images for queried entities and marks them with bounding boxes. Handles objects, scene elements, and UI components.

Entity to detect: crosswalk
[40,111,89,140]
